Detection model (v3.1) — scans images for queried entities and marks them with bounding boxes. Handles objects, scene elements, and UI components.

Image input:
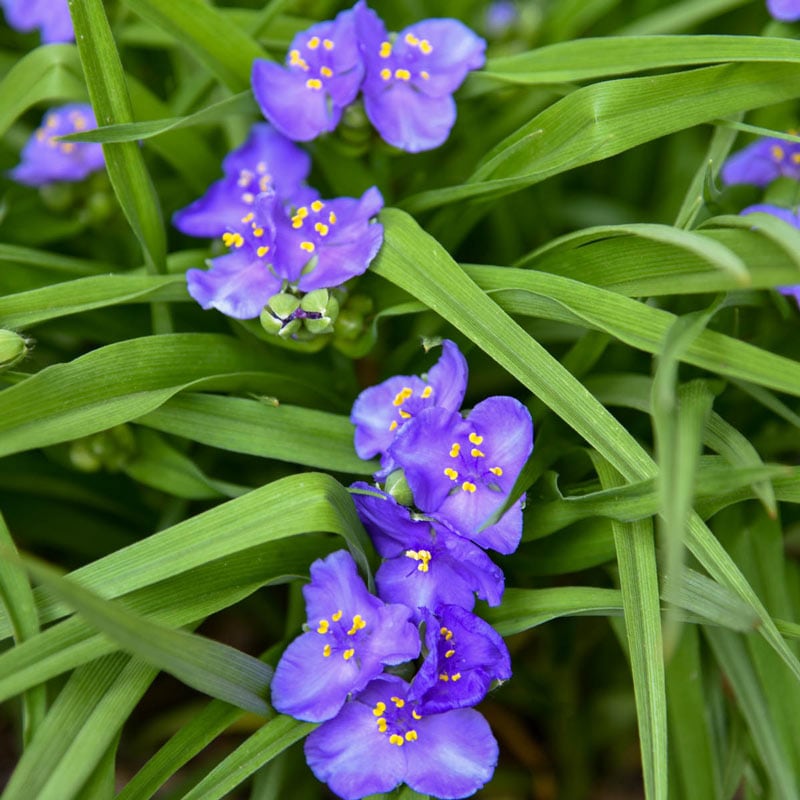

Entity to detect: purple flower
[409,605,511,714]
[252,6,364,142]
[270,550,419,723]
[767,0,800,21]
[350,339,468,472]
[173,123,313,239]
[354,2,486,152]
[352,483,504,615]
[721,137,800,186]
[1,0,74,43]
[389,396,533,554]
[185,186,383,319]
[9,105,104,187]
[484,1,519,38]
[304,674,498,799]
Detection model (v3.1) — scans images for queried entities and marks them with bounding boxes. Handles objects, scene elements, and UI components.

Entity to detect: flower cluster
[8,104,104,187]
[1,0,74,43]
[251,1,486,153]
[272,341,532,799]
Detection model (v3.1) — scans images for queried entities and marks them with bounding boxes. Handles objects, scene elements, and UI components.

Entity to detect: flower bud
[0,330,29,370]
[302,292,340,336]
[383,469,414,507]
[70,424,136,473]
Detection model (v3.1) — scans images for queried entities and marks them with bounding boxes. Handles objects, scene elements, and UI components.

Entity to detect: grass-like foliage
[2,0,800,798]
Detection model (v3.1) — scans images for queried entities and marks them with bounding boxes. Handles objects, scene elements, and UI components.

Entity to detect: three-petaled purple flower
[767,0,800,21]
[252,6,364,142]
[173,123,314,238]
[389,396,533,554]
[304,674,498,799]
[350,339,468,474]
[9,105,105,187]
[722,136,800,187]
[409,605,511,714]
[352,483,504,615]
[270,550,419,723]
[1,0,74,43]
[354,1,486,152]
[185,186,383,319]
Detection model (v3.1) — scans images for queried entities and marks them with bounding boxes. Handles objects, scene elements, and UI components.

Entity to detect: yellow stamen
[377,717,388,732]
[222,232,244,249]
[323,38,335,50]
[60,143,76,154]
[462,481,477,493]
[317,619,329,634]
[445,649,455,658]
[379,40,392,58]
[439,673,449,682]
[73,115,87,130]
[343,648,355,660]
[444,467,458,481]
[315,222,329,236]
[389,734,404,746]
[380,68,392,81]
[405,730,418,742]
[441,627,454,640]
[256,161,267,173]
[300,241,316,253]
[452,673,462,681]
[405,549,432,573]
[320,66,333,78]
[373,702,386,716]
[289,49,309,70]
[328,211,337,224]
[252,227,265,237]
[772,144,785,161]
[393,387,413,406]
[306,78,323,90]
[421,386,433,398]
[241,212,255,223]
[793,152,800,164]
[412,710,422,720]
[471,448,485,458]
[419,39,433,54]
[391,696,405,708]
[323,644,332,657]
[242,192,255,204]
[449,443,461,457]
[257,246,270,258]
[347,614,366,635]
[259,175,271,192]
[311,200,324,212]
[332,610,343,621]
[394,68,411,81]
[469,433,484,445]
[420,70,430,80]
[307,36,321,49]
[389,420,398,431]
[398,409,412,419]
[405,33,419,46]
[489,466,503,476]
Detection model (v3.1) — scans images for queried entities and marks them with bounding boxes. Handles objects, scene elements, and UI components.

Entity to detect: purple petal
[768,0,800,20]
[441,494,525,554]
[2,0,74,42]
[425,339,469,412]
[741,203,800,228]
[302,550,380,623]
[721,138,800,186]
[173,176,248,238]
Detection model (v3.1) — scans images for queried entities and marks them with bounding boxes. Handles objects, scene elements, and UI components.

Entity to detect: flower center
[290,199,338,255]
[388,384,433,431]
[437,626,463,682]
[316,609,368,661]
[377,34,433,83]
[442,431,504,493]
[237,161,273,204]
[404,548,432,572]
[289,35,337,91]
[372,695,422,746]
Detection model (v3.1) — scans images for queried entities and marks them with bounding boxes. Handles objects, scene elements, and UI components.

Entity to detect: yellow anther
[419,39,433,54]
[380,68,392,81]
[259,175,271,192]
[452,673,462,681]
[441,626,454,640]
[394,68,411,81]
[238,170,252,187]
[393,387,413,406]
[379,40,392,58]
[445,649,455,658]
[307,36,321,49]
[295,206,308,219]
[323,38,335,50]
[469,433,484,445]
[300,241,316,253]
[289,49,309,70]
[311,200,324,212]
[222,232,244,249]
[391,696,405,708]
[405,549,432,572]
[343,648,355,660]
[332,610,343,621]
[421,386,433,398]
[315,222,329,236]
[256,161,267,173]
[389,734,404,746]
[420,70,430,80]
[241,212,255,223]
[73,115,87,131]
[398,409,412,419]
[489,466,503,476]
[46,116,58,128]
[323,644,332,657]
[317,619,330,634]
[772,145,785,161]
[405,730,418,742]
[412,710,422,720]
[328,211,337,224]
[306,78,323,90]
[462,481,477,493]
[405,33,419,46]
[449,443,461,457]
[439,673,450,682]
[347,614,366,635]
[471,448,485,458]
[252,227,265,237]
[60,143,76,154]
[373,702,386,716]
[793,152,800,164]
[444,467,459,481]
[320,66,333,78]
[292,216,304,229]
[36,129,46,142]
[389,420,398,431]
[377,717,388,732]
[257,246,270,258]
[242,192,255,204]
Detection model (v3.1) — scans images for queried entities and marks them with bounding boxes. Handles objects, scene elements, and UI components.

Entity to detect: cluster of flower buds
[252,1,486,153]
[271,340,533,799]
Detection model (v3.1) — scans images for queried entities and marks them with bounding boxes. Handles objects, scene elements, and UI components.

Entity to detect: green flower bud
[70,424,136,473]
[384,469,414,507]
[279,318,302,338]
[0,330,28,370]
[300,288,330,315]
[268,292,301,319]
[259,307,284,336]
[333,309,364,341]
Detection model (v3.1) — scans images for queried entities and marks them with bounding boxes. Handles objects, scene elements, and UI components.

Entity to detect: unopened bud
[0,330,28,370]
[384,469,414,507]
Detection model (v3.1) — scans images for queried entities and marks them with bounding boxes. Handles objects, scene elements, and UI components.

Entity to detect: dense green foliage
[2,0,800,798]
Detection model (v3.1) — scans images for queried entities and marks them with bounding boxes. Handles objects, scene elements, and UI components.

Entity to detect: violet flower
[767,0,800,21]
[721,136,800,187]
[352,483,504,615]
[304,674,498,799]
[1,0,74,43]
[354,1,486,152]
[9,105,104,187]
[270,550,419,723]
[173,123,313,238]
[389,396,533,554]
[409,605,511,714]
[185,187,383,319]
[251,6,364,142]
[350,339,468,472]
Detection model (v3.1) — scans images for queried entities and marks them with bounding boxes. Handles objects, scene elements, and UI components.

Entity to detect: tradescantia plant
[5,0,800,798]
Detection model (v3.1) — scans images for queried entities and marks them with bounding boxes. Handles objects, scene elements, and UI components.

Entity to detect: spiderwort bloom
[0,0,74,43]
[354,1,486,152]
[389,396,533,554]
[305,674,498,799]
[352,483,504,615]
[270,550,419,723]
[9,105,104,187]
[252,6,364,142]
[350,339,468,471]
[409,605,511,714]
[767,0,800,21]
[722,136,800,187]
[173,123,313,238]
